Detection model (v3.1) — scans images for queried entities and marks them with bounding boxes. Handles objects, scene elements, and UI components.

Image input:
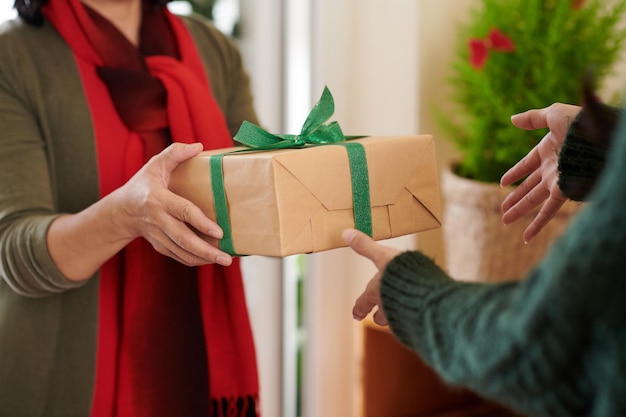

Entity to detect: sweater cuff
[379,251,452,347]
[10,215,89,297]
[558,104,618,201]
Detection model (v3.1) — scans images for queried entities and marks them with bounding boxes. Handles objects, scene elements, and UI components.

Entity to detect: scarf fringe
[210,395,259,417]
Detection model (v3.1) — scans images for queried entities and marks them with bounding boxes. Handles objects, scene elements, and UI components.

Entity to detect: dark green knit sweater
[380,106,626,417]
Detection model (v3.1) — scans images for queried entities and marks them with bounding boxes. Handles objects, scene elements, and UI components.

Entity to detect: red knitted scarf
[42,1,259,416]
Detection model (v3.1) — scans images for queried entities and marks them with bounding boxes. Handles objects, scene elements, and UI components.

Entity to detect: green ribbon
[210,86,372,255]
[233,86,352,150]
[338,142,373,237]
[210,154,236,255]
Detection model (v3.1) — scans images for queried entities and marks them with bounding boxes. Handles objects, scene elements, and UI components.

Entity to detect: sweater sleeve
[557,102,621,201]
[381,111,626,416]
[0,22,88,297]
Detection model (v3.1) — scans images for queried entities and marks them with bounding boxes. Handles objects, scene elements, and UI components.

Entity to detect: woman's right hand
[48,142,232,282]
[500,103,581,243]
[110,142,232,267]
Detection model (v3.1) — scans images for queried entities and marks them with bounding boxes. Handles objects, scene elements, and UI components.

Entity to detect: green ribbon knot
[234,86,348,151]
[211,86,372,255]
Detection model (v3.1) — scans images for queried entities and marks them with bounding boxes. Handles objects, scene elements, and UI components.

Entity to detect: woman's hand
[500,103,581,243]
[48,142,232,282]
[111,142,232,267]
[343,228,401,326]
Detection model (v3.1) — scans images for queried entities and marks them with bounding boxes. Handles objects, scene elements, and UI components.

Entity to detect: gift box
[170,135,441,257]
[169,87,442,257]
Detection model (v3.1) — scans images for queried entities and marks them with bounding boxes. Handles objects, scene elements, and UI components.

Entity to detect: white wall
[237,2,285,417]
[305,2,422,417]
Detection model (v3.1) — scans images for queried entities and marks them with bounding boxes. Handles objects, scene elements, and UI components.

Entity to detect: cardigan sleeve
[0,21,87,297]
[380,111,626,416]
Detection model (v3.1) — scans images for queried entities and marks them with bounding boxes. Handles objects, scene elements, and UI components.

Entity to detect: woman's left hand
[342,229,401,326]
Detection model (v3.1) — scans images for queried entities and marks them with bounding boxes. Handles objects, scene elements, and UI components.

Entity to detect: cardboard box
[169,135,441,257]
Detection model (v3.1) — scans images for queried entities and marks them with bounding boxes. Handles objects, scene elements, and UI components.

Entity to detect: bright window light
[167,1,193,16]
[0,3,17,23]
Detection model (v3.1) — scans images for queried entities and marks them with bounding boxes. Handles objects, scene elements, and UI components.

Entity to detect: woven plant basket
[441,165,583,283]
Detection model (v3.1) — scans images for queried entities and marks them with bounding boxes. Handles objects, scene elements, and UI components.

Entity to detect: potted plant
[437,0,626,281]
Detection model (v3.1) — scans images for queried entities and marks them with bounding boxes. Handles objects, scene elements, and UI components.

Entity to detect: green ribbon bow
[211,86,372,255]
[234,86,349,150]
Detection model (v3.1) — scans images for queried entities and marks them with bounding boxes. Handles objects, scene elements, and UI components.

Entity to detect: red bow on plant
[468,28,516,70]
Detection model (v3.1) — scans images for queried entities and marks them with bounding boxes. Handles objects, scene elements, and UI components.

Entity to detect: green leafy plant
[437,0,626,183]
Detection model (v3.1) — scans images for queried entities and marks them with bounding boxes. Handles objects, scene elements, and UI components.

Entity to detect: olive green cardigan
[0,14,257,417]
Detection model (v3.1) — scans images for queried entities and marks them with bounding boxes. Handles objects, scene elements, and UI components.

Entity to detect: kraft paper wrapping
[169,135,442,257]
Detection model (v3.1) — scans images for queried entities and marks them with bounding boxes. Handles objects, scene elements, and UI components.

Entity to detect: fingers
[502,177,550,225]
[165,192,223,239]
[155,192,233,266]
[372,309,389,326]
[500,144,541,187]
[501,170,541,217]
[152,224,233,267]
[352,277,380,321]
[143,197,232,266]
[352,275,388,326]
[124,181,231,266]
[523,196,566,243]
[344,229,395,326]
[160,214,233,266]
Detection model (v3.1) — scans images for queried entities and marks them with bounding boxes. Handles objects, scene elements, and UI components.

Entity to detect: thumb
[511,108,549,131]
[159,142,204,173]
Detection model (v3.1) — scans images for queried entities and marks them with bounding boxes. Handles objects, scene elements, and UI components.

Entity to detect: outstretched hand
[501,103,581,243]
[343,229,401,326]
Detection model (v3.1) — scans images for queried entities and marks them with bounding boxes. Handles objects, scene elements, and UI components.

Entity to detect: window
[0,3,17,22]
